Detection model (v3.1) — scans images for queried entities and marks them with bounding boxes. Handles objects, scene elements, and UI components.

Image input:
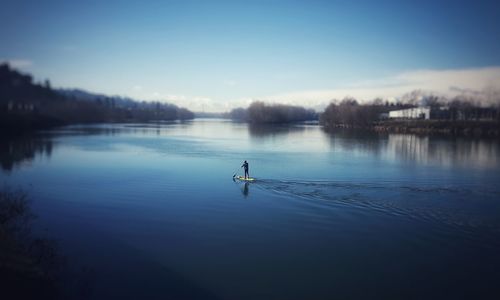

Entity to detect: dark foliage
[1,187,94,299]
[230,101,317,124]
[320,95,500,130]
[320,98,390,128]
[228,107,248,121]
[0,63,194,134]
[0,188,61,299]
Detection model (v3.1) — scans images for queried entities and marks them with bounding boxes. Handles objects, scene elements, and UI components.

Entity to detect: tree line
[320,95,500,130]
[228,96,500,128]
[226,94,499,136]
[229,101,317,124]
[0,63,194,134]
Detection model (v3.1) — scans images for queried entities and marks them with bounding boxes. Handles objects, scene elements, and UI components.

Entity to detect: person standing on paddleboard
[241,160,249,179]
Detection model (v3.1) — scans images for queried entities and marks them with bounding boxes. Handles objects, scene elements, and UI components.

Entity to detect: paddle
[233,167,240,179]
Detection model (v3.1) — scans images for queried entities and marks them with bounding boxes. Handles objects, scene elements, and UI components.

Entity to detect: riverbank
[0,114,66,136]
[1,63,195,137]
[373,120,500,137]
[322,120,500,137]
[0,113,196,137]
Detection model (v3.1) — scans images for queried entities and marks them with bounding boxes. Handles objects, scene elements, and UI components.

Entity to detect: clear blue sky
[2,0,500,111]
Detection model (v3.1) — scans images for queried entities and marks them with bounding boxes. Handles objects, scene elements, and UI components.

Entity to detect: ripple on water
[252,179,500,247]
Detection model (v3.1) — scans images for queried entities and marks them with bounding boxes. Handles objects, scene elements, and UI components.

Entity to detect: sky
[1,0,500,112]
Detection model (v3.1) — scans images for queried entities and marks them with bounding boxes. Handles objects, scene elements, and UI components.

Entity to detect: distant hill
[57,88,105,101]
[57,88,138,108]
[0,63,194,135]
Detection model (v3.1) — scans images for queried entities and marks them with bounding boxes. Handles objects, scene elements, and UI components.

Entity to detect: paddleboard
[234,175,256,182]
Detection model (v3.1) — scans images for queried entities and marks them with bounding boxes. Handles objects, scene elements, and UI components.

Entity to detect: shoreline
[373,120,500,137]
[3,117,500,138]
[323,120,500,138]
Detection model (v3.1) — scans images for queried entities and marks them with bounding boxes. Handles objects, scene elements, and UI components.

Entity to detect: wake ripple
[253,179,500,246]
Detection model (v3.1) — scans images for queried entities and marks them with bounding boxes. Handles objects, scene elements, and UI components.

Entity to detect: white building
[389,107,430,120]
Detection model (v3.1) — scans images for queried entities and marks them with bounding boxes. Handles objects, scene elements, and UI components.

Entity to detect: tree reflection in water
[0,137,53,172]
[322,128,500,169]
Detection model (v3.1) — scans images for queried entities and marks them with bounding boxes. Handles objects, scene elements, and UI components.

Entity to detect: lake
[1,119,500,299]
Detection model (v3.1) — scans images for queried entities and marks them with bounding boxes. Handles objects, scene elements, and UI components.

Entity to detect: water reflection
[2,121,500,299]
[242,182,250,197]
[0,136,53,172]
[47,121,194,138]
[322,128,385,155]
[233,178,251,198]
[386,134,428,163]
[323,128,500,169]
[2,122,500,174]
[0,186,93,299]
[386,134,500,168]
[247,124,306,138]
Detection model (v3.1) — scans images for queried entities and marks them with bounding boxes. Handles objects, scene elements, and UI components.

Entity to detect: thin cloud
[73,66,500,113]
[152,95,249,113]
[259,67,500,109]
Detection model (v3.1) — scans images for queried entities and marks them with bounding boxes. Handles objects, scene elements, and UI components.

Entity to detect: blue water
[1,119,500,299]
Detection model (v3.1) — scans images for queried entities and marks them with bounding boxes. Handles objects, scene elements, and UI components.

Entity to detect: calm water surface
[1,119,500,299]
